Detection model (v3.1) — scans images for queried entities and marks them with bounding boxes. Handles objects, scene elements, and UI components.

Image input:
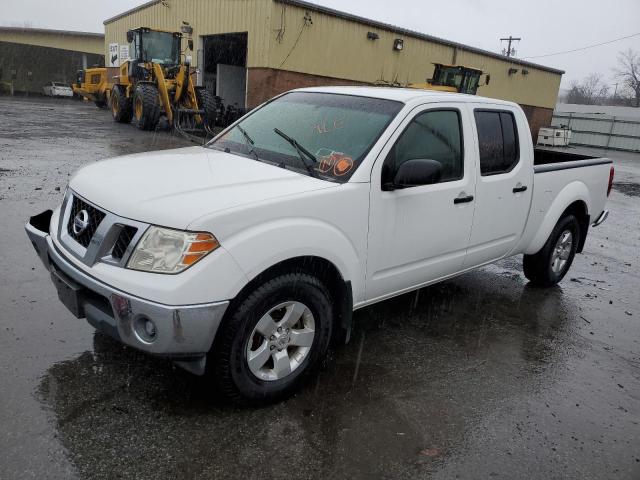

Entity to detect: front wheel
[132,84,160,130]
[523,214,580,287]
[210,273,333,404]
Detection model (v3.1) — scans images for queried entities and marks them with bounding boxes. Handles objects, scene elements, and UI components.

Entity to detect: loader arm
[153,63,173,124]
[174,66,202,123]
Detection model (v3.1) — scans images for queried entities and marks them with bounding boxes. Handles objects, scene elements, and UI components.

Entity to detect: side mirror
[126,30,134,43]
[188,39,194,51]
[385,159,443,190]
[485,74,491,85]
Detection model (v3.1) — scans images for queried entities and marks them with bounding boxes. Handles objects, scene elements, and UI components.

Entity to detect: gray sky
[3,0,639,90]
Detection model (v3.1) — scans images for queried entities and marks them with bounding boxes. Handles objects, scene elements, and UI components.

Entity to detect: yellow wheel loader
[73,67,111,108]
[110,26,216,139]
[409,63,489,95]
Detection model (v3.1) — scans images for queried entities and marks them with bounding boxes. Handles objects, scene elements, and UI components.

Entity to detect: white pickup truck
[26,87,614,403]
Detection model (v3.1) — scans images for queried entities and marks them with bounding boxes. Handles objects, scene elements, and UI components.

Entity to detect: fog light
[134,316,157,343]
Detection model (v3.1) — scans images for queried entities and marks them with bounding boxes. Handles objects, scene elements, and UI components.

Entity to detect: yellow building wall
[0,29,104,55]
[104,0,561,109]
[104,0,271,68]
[265,2,561,109]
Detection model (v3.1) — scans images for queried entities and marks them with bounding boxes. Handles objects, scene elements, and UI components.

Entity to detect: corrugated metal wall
[266,2,561,109]
[104,0,562,110]
[0,29,104,55]
[104,0,271,68]
[551,112,640,152]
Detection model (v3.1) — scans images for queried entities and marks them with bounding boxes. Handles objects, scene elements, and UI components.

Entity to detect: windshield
[140,31,180,65]
[53,82,68,87]
[207,92,402,182]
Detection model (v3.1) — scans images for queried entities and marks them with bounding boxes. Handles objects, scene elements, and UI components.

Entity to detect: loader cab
[126,28,182,67]
[429,64,485,95]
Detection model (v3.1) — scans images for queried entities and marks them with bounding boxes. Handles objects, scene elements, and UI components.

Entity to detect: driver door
[366,104,477,302]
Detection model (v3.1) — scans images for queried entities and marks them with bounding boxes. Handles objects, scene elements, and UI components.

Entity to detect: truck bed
[533,148,611,173]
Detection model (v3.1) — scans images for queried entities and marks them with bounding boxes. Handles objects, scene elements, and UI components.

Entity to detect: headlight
[127,226,219,274]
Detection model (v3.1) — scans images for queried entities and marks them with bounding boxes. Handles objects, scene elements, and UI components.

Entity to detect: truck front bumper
[25,210,229,375]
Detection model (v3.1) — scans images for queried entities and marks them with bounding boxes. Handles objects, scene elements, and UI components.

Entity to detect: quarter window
[474,110,520,175]
[383,109,464,186]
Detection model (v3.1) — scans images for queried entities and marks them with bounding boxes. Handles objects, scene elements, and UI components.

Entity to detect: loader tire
[195,88,217,130]
[111,86,132,123]
[132,84,161,131]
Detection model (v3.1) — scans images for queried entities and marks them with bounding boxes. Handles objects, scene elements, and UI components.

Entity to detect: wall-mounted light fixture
[180,21,193,34]
[367,31,379,40]
[508,68,519,75]
[393,38,404,51]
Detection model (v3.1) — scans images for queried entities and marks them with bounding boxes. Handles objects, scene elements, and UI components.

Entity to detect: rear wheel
[210,273,333,405]
[523,214,580,287]
[132,83,161,131]
[110,86,132,123]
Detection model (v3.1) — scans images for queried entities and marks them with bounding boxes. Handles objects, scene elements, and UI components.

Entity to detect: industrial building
[0,27,104,95]
[104,0,563,137]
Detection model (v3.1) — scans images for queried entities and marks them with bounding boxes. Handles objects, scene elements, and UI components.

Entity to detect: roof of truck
[293,86,519,107]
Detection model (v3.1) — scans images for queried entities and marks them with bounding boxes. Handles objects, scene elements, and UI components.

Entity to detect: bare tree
[614,48,640,107]
[565,73,610,105]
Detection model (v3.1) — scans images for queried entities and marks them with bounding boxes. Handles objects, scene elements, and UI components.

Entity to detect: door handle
[513,184,528,193]
[454,194,474,204]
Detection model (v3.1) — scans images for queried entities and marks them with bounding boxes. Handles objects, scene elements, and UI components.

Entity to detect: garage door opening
[201,32,247,109]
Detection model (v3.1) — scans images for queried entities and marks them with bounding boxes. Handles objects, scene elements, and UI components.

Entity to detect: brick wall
[520,104,553,141]
[246,67,365,108]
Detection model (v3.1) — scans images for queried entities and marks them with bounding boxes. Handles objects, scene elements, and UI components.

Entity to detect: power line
[522,32,640,59]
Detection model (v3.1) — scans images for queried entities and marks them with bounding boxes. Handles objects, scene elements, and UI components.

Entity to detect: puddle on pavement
[613,182,640,197]
[36,267,582,479]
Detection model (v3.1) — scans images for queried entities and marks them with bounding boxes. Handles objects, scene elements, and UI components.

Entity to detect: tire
[195,87,217,129]
[523,214,580,287]
[132,83,161,131]
[110,86,132,123]
[210,273,334,405]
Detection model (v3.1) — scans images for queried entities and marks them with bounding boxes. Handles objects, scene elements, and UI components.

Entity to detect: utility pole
[500,36,521,58]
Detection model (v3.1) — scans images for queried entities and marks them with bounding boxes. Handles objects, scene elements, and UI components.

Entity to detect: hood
[70,146,336,229]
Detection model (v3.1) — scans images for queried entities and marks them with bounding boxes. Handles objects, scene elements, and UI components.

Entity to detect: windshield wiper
[236,124,259,162]
[273,128,318,178]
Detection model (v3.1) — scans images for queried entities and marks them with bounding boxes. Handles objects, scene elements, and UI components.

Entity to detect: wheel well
[561,200,589,253]
[228,256,353,344]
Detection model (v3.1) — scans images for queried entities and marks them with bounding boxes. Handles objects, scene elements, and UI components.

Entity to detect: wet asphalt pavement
[1,96,639,479]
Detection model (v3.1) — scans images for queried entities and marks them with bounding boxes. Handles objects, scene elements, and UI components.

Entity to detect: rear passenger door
[464,107,534,268]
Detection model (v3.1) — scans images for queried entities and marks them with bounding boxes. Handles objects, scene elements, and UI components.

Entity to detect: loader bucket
[173,108,215,143]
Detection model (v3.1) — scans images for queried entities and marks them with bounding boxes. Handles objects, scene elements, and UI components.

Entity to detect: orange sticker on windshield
[318,151,354,176]
[333,156,354,176]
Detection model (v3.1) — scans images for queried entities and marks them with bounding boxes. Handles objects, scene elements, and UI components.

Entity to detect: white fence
[551,112,640,153]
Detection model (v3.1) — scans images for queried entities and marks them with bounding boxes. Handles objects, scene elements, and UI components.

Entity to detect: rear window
[474,110,520,175]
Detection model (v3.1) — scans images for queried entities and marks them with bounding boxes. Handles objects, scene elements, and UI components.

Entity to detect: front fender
[220,217,362,299]
[524,180,591,255]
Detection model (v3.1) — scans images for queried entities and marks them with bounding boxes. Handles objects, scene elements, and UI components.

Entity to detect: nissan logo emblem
[73,210,90,235]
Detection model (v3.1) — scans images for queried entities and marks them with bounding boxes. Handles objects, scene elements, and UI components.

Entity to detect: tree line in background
[561,49,640,107]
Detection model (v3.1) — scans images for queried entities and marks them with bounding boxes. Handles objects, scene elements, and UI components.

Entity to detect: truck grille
[66,195,106,247]
[111,226,138,260]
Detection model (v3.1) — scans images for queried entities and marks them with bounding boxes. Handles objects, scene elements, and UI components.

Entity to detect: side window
[474,110,520,175]
[383,109,463,186]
